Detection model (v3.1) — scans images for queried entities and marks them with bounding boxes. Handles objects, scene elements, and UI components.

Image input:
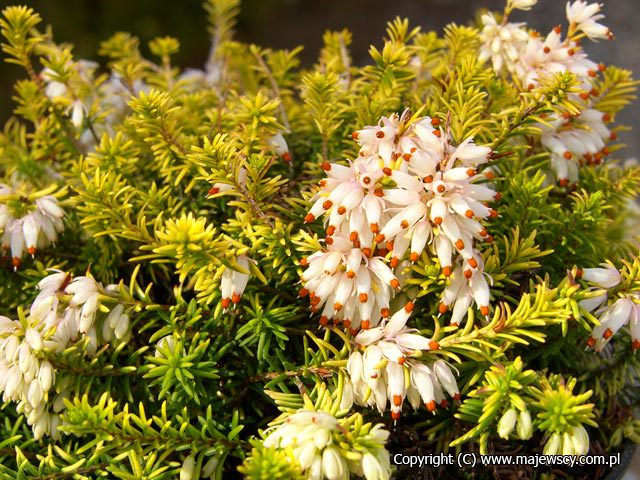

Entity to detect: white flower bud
[36,197,65,219]
[19,343,34,373]
[296,442,318,471]
[114,314,129,340]
[339,381,354,411]
[71,101,84,128]
[28,380,44,407]
[580,265,621,289]
[25,328,43,351]
[509,0,537,10]
[5,366,22,398]
[4,335,20,362]
[309,454,322,480]
[180,455,196,480]
[516,410,533,440]
[38,361,54,391]
[570,425,590,455]
[562,432,575,455]
[202,456,219,479]
[107,304,125,328]
[322,446,346,480]
[543,433,561,455]
[498,409,517,439]
[362,452,390,480]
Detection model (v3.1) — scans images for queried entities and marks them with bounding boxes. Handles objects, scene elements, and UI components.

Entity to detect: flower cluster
[497,408,533,440]
[542,425,590,456]
[0,271,131,439]
[302,111,496,329]
[0,184,65,269]
[478,13,529,74]
[541,109,613,185]
[42,60,150,148]
[263,409,391,480]
[0,315,60,439]
[478,0,616,185]
[299,232,397,331]
[347,304,459,420]
[577,264,640,351]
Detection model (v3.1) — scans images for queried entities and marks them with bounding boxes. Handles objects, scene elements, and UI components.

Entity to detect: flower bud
[25,327,43,351]
[498,409,517,439]
[516,410,533,440]
[362,452,389,480]
[570,425,590,455]
[202,456,219,479]
[297,442,318,471]
[322,446,346,480]
[71,101,85,128]
[562,432,575,455]
[180,455,196,480]
[581,265,621,289]
[543,433,561,455]
[38,361,54,391]
[509,0,537,10]
[339,381,354,411]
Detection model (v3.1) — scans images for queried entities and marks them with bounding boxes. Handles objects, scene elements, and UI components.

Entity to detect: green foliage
[0,0,638,479]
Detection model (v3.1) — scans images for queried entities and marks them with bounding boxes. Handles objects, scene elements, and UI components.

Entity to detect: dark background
[0,0,638,157]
